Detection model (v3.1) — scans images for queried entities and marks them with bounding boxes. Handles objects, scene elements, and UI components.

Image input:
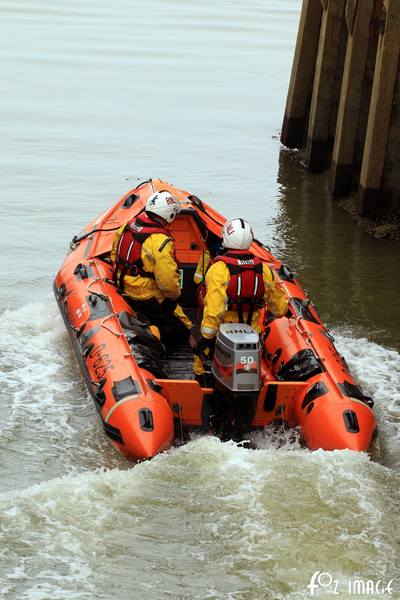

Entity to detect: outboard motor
[210,323,261,441]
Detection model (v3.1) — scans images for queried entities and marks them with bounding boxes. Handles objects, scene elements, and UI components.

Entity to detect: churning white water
[1,303,399,599]
[1,0,399,598]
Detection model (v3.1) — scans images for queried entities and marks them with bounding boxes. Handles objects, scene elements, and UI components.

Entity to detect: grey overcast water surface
[0,1,399,599]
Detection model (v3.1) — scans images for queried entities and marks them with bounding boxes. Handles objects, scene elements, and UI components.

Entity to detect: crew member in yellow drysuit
[193,218,288,376]
[111,190,191,348]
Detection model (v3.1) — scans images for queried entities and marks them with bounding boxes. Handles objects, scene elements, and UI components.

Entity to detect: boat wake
[0,302,399,598]
[333,329,400,471]
[0,438,399,600]
[0,301,127,489]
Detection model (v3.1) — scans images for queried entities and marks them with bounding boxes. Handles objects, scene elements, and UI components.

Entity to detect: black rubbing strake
[103,421,124,444]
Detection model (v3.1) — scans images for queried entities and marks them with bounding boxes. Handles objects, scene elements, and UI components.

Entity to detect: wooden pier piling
[358,0,400,217]
[281,0,400,224]
[305,0,346,172]
[281,0,322,149]
[329,0,375,197]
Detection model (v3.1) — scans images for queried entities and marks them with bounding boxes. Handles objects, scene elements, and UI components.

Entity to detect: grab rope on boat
[87,278,109,301]
[70,226,121,250]
[100,314,122,337]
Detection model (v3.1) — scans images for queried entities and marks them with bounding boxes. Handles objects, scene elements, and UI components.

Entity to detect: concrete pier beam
[358,0,400,217]
[329,0,375,198]
[281,0,322,149]
[305,0,347,172]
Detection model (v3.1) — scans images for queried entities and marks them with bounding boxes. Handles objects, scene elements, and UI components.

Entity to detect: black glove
[189,325,215,358]
[162,298,178,313]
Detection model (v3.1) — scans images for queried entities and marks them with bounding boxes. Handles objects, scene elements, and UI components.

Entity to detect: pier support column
[329,0,375,197]
[281,0,322,149]
[358,0,400,217]
[305,0,347,172]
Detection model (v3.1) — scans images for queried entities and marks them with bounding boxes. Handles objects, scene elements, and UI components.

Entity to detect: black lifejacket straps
[215,251,266,325]
[114,213,170,292]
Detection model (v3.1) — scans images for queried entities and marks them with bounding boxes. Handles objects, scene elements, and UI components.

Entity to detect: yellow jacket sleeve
[142,234,181,301]
[110,225,125,263]
[263,264,288,317]
[200,262,228,338]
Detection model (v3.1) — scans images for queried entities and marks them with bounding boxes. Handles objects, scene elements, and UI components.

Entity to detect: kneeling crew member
[193,217,288,376]
[111,190,191,347]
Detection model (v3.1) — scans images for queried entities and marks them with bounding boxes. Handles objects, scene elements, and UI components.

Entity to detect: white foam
[0,436,398,599]
[333,330,400,471]
[0,301,126,488]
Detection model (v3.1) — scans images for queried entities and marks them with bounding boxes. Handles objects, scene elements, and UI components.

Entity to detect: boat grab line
[105,395,139,423]
[101,315,123,337]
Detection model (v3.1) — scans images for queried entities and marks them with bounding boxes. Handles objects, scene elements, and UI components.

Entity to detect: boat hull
[54,179,377,458]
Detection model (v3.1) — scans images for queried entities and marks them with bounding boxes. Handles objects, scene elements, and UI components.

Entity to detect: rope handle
[100,314,122,337]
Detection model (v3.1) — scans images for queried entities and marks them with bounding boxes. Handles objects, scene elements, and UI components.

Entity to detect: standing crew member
[111,190,192,347]
[193,218,288,376]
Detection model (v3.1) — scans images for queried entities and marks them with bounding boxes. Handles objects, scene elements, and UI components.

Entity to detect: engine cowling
[212,323,261,393]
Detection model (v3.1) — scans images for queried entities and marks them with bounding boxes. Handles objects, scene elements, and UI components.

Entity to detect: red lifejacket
[214,250,265,324]
[114,213,170,287]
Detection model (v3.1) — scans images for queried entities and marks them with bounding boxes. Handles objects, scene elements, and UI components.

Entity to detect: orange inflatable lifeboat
[54,179,377,459]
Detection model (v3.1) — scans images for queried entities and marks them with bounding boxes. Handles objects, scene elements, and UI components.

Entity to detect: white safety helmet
[145,191,181,224]
[221,218,254,250]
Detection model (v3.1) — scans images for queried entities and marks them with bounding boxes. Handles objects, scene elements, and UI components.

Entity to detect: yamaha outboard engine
[210,323,261,441]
